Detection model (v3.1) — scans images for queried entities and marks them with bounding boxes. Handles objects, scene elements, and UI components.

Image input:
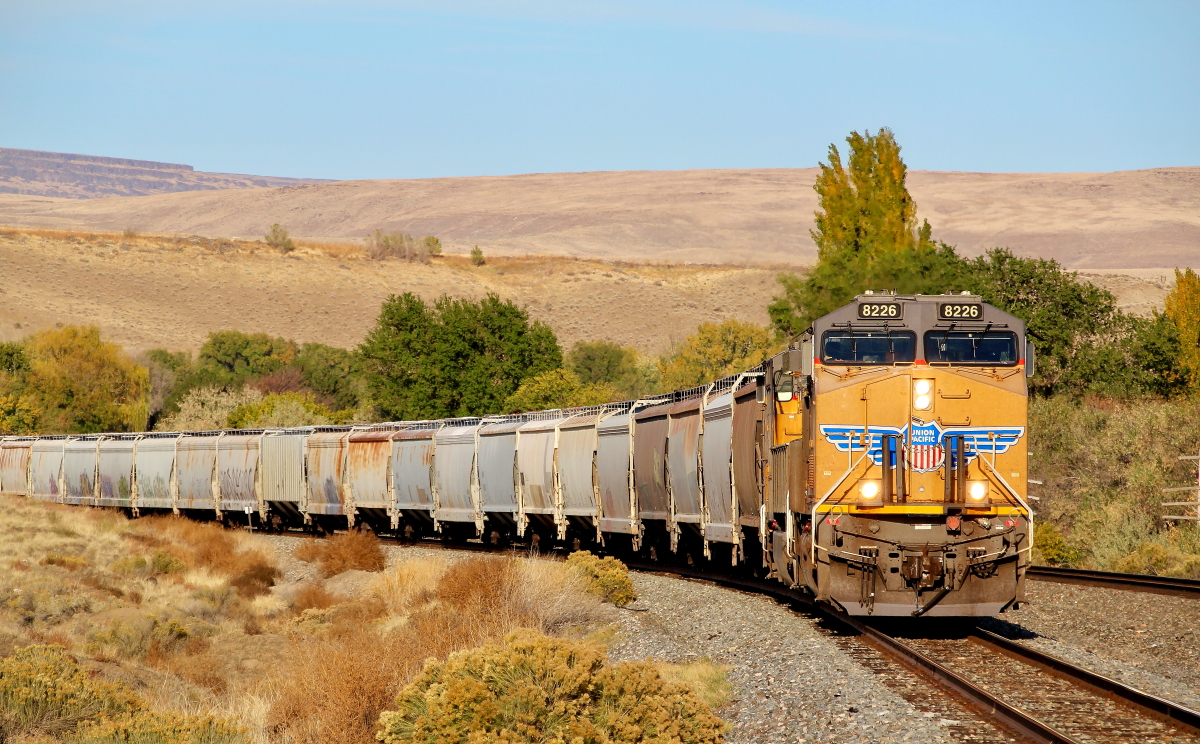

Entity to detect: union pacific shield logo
[908,421,944,473]
[819,421,1024,474]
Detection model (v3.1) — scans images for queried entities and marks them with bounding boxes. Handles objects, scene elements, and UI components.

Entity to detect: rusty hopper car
[0,292,1034,618]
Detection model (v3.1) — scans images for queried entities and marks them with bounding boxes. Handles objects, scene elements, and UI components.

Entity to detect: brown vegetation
[293,529,386,577]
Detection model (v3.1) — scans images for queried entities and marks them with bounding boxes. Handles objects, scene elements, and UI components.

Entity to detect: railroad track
[1027,565,1200,599]
[618,560,1200,744]
[274,529,1200,743]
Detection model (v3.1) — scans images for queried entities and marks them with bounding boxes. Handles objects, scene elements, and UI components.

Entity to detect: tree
[658,320,779,391]
[358,292,562,420]
[226,392,334,428]
[295,342,365,412]
[1165,268,1200,393]
[769,128,961,337]
[265,224,295,253]
[567,340,659,399]
[19,326,149,434]
[470,246,485,266]
[504,369,618,412]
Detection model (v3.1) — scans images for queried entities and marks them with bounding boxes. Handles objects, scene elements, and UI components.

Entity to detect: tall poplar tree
[769,128,965,337]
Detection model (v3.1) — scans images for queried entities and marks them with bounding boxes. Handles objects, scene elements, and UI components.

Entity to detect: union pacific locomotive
[0,293,1033,617]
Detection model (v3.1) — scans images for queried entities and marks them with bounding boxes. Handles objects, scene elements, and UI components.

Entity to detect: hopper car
[0,293,1035,617]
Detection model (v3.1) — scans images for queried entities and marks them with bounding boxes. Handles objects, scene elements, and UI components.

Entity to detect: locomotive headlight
[857,479,883,506]
[967,481,990,504]
[913,379,934,410]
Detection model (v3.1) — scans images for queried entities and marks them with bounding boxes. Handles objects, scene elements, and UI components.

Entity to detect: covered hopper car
[0,292,1035,617]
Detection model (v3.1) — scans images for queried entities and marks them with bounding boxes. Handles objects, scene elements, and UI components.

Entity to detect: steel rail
[622,561,1075,744]
[970,629,1200,736]
[1027,565,1200,599]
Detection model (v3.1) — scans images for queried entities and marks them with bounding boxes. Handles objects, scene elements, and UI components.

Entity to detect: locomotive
[0,292,1033,617]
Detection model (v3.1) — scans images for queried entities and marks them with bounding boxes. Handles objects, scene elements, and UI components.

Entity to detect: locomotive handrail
[810,450,871,567]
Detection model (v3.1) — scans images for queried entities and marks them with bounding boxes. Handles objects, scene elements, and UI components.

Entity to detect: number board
[857,302,902,319]
[939,302,983,320]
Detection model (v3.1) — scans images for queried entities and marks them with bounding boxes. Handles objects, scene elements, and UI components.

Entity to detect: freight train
[0,292,1034,617]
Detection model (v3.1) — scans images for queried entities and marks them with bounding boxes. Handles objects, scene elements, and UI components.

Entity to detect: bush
[0,645,140,739]
[266,224,295,253]
[376,629,724,744]
[226,391,334,428]
[74,710,246,744]
[470,245,484,266]
[567,340,660,400]
[1113,542,1200,579]
[503,368,618,412]
[565,551,638,607]
[365,230,441,263]
[154,385,262,432]
[294,529,386,577]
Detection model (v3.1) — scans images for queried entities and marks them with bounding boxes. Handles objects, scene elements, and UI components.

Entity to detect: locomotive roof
[811,292,1026,336]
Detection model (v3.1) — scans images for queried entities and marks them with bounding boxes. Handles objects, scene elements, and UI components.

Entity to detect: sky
[1,1,1198,180]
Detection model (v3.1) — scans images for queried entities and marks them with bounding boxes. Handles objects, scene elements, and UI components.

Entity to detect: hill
[0,147,328,199]
[0,166,1197,270]
[0,228,777,355]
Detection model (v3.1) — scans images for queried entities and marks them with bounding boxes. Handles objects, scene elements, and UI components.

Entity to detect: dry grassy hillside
[0,228,777,354]
[1,166,1196,270]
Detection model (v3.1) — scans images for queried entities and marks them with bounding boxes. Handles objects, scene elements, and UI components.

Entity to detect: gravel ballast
[607,572,962,744]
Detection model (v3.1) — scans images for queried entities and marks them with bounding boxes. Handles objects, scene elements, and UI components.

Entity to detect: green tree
[358,292,562,420]
[1165,268,1200,393]
[19,326,149,434]
[504,369,618,412]
[567,340,659,400]
[294,342,364,411]
[470,245,485,266]
[658,320,780,391]
[769,128,962,337]
[265,223,294,253]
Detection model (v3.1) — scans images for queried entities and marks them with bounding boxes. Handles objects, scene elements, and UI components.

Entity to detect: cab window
[821,331,916,365]
[924,331,1018,365]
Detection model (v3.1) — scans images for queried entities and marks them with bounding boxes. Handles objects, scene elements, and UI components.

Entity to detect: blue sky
[2,1,1197,180]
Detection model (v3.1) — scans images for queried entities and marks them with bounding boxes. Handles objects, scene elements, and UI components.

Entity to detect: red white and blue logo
[819,421,1025,473]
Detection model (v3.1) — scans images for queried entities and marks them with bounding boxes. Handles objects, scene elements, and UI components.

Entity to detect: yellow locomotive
[763,291,1033,616]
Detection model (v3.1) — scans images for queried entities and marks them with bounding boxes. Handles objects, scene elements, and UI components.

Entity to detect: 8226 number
[858,302,902,318]
[939,303,982,319]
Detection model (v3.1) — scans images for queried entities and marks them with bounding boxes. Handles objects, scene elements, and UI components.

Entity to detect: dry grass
[263,555,614,744]
[656,659,733,710]
[293,529,386,577]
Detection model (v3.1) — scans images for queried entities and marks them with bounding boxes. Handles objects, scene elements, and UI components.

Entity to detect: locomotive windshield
[924,331,1019,365]
[821,331,916,365]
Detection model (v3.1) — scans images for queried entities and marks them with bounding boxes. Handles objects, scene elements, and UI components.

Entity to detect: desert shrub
[292,583,337,612]
[656,660,732,710]
[294,529,386,577]
[566,551,638,607]
[1031,521,1082,567]
[365,230,440,263]
[112,554,149,574]
[40,552,89,571]
[1027,396,1200,571]
[86,617,193,661]
[1113,542,1200,578]
[469,245,484,266]
[74,710,246,744]
[265,224,295,253]
[151,550,187,574]
[134,518,278,594]
[0,645,140,739]
[377,629,725,744]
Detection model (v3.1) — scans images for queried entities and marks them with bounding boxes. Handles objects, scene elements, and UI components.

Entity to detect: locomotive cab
[764,292,1034,617]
